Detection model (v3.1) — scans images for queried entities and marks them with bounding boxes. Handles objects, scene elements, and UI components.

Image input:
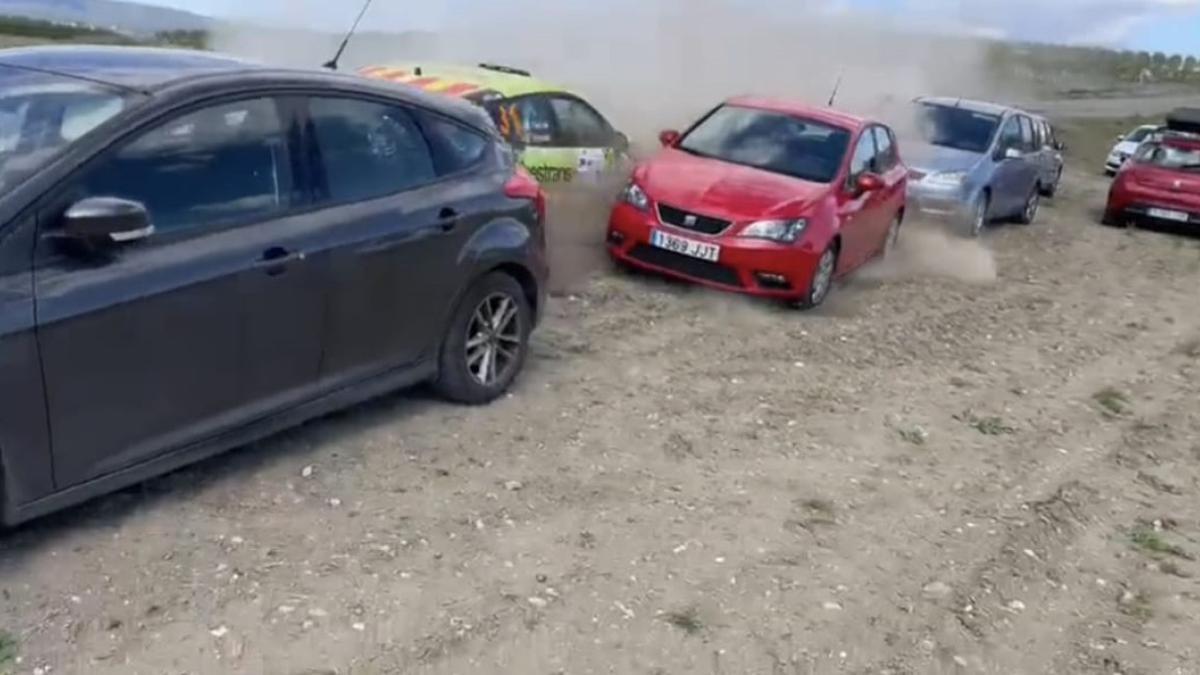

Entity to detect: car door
[871,125,906,244]
[489,95,569,183]
[545,94,625,183]
[35,96,326,488]
[989,114,1028,216]
[303,95,478,382]
[836,129,880,272]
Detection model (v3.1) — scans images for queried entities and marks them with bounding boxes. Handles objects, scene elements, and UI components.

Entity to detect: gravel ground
[3,166,1200,675]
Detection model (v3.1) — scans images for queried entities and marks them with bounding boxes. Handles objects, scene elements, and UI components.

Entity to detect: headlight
[622,182,649,211]
[924,171,967,186]
[739,219,808,243]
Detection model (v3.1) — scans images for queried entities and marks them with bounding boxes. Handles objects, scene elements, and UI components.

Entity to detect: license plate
[650,229,720,262]
[1148,207,1190,222]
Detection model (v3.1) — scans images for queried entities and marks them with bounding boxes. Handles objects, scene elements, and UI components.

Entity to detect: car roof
[914,96,1019,117]
[359,63,566,100]
[0,46,497,134]
[0,45,262,91]
[724,95,871,131]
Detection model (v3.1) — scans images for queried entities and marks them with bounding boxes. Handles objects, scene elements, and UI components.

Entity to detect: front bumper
[907,180,974,222]
[605,202,822,300]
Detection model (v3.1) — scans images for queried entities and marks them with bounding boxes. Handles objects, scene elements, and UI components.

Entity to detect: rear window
[1134,141,1200,171]
[418,111,488,175]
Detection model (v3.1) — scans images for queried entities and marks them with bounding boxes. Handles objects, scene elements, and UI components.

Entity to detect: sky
[146,0,1200,56]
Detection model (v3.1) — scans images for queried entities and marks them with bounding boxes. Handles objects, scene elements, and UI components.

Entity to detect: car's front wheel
[434,272,532,405]
[967,193,990,238]
[792,243,838,310]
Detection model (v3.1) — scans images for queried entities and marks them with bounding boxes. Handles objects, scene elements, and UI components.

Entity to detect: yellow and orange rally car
[359,62,629,184]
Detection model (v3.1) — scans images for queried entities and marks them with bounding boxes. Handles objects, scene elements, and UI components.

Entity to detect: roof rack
[478,63,531,77]
[1165,107,1200,136]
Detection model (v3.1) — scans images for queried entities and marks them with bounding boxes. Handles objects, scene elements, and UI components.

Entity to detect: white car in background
[1105,124,1158,175]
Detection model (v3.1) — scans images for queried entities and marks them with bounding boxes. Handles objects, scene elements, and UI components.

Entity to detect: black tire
[1016,187,1040,225]
[1042,167,1062,198]
[791,242,838,311]
[434,272,532,405]
[1101,209,1124,228]
[882,214,902,259]
[966,192,990,238]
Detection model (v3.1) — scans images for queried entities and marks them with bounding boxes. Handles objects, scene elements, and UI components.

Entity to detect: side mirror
[1054,141,1067,152]
[1002,147,1022,160]
[856,173,884,193]
[62,197,154,243]
[658,129,680,147]
[1116,134,1125,142]
[613,131,630,153]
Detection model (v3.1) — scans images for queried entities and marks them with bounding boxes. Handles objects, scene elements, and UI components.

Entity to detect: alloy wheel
[811,248,836,305]
[465,292,522,386]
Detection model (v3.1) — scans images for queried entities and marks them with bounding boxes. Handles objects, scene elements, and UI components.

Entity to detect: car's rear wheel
[434,272,531,405]
[793,243,837,310]
[1017,188,1040,225]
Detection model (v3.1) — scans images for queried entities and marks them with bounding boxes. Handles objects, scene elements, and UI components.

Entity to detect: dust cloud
[861,221,998,284]
[212,0,1015,293]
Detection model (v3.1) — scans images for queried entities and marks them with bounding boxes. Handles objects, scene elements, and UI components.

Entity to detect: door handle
[256,246,304,276]
[435,207,460,233]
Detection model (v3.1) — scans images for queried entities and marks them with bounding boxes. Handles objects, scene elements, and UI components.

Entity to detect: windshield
[676,105,851,184]
[0,66,133,192]
[1133,141,1200,171]
[914,103,1000,154]
[1126,127,1154,143]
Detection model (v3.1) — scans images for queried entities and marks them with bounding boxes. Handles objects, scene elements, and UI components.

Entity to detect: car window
[308,97,436,203]
[1134,141,1200,170]
[1017,116,1035,151]
[914,103,999,154]
[998,116,1022,152]
[548,96,611,147]
[73,97,291,235]
[677,105,851,184]
[489,96,555,146]
[0,68,135,192]
[872,126,896,171]
[418,111,489,175]
[848,130,877,180]
[1127,126,1154,143]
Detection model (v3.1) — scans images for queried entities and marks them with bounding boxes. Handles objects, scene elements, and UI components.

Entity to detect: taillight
[504,165,546,226]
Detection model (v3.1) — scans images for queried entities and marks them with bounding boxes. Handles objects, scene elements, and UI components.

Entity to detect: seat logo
[683,214,698,227]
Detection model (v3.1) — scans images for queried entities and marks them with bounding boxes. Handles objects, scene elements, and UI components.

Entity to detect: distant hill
[0,0,211,34]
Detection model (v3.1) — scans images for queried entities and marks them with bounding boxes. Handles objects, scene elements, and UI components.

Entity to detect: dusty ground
[5,150,1200,675]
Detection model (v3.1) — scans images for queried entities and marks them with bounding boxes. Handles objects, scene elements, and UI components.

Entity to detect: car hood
[636,148,827,221]
[904,142,982,174]
[1111,141,1140,156]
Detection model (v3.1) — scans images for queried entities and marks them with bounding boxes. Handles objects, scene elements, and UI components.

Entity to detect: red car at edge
[607,96,907,308]
[1105,130,1200,230]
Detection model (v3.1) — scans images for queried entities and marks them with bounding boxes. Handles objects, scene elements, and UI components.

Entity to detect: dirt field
[5,143,1200,674]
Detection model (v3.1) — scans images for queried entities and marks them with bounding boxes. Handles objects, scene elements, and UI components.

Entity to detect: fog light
[608,230,625,245]
[755,272,790,289]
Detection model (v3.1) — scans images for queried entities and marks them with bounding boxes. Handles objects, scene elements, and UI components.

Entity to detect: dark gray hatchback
[0,47,547,526]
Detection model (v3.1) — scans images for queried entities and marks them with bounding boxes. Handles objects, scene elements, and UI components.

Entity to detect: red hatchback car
[607,97,907,308]
[1105,131,1200,230]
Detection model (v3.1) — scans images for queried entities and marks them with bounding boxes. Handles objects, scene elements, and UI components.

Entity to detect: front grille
[628,245,742,287]
[657,203,731,236]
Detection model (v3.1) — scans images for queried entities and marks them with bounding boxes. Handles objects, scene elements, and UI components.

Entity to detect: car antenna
[827,72,844,107]
[324,0,375,71]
